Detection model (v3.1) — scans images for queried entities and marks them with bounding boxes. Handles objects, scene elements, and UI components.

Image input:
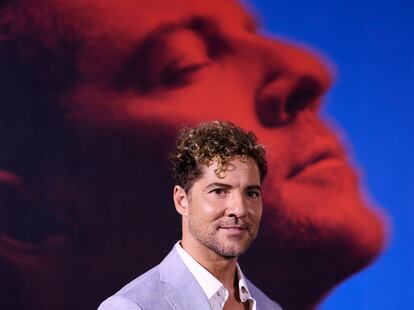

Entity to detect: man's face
[0,0,384,308]
[183,157,262,258]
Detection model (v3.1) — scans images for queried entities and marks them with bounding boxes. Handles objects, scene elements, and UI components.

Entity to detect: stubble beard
[188,216,257,259]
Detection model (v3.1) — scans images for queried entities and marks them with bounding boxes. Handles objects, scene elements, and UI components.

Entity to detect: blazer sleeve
[97,295,144,310]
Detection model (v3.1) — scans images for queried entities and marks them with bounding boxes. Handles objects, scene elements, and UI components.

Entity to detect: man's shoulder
[247,279,283,310]
[97,246,206,310]
[98,264,164,309]
[118,264,164,299]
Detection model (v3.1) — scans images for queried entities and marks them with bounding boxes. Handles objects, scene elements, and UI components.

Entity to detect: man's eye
[246,191,260,199]
[210,188,227,195]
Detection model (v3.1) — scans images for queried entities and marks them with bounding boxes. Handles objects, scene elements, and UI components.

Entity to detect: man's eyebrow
[246,185,262,191]
[204,183,262,191]
[205,182,233,190]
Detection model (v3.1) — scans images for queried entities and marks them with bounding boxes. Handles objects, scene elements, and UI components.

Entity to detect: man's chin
[208,239,252,259]
[215,249,243,259]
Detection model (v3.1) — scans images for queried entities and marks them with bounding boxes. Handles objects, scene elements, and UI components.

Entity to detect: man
[99,121,282,309]
[0,0,384,309]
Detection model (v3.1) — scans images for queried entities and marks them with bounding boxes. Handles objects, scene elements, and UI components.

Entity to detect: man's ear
[173,185,190,217]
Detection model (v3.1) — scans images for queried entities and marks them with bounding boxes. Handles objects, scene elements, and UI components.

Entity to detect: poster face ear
[0,171,68,246]
[0,171,35,240]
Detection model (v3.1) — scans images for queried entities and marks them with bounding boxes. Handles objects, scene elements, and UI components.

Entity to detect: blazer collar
[159,247,212,310]
[158,246,280,310]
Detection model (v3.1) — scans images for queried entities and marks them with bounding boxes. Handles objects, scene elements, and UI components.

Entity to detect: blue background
[248,0,414,308]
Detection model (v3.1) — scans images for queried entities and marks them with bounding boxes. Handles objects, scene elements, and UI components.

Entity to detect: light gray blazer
[98,247,282,309]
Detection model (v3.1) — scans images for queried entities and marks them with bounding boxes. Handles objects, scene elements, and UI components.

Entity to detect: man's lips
[218,224,250,233]
[218,226,248,236]
[219,226,247,230]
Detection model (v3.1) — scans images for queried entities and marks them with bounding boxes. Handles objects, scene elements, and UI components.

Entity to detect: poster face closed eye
[0,0,411,309]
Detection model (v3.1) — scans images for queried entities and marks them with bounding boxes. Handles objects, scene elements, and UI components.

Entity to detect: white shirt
[175,242,257,310]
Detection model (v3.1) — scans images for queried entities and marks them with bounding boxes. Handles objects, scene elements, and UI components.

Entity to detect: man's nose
[254,39,333,127]
[227,194,248,219]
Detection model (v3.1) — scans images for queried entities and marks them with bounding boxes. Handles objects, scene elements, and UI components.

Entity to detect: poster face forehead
[48,0,253,39]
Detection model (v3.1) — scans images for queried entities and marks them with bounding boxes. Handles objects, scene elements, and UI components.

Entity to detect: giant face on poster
[0,0,385,309]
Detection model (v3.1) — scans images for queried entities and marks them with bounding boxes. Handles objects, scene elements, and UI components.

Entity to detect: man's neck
[180,239,238,291]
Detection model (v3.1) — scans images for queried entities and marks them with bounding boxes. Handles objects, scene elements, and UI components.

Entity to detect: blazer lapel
[159,248,212,310]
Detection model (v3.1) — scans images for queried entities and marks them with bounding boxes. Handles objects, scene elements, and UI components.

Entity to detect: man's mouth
[218,226,248,236]
[218,223,250,233]
[219,226,247,230]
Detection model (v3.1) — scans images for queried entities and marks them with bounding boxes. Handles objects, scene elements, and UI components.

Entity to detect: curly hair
[170,120,267,191]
